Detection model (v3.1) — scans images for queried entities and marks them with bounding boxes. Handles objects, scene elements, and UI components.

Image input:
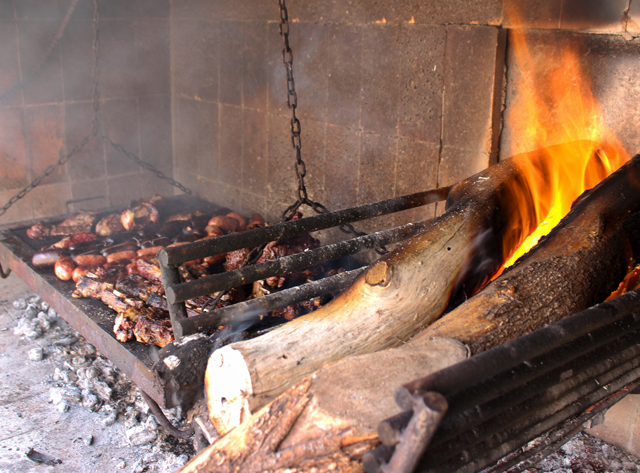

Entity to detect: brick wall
[170,0,506,231]
[0,0,173,226]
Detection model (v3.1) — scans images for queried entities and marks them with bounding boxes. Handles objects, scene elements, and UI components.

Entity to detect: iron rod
[174,267,365,336]
[396,288,640,410]
[166,220,427,305]
[158,187,449,268]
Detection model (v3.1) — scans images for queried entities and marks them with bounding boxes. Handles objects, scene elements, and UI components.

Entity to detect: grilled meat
[113,305,173,347]
[95,213,125,236]
[224,247,253,272]
[115,274,164,302]
[27,211,97,238]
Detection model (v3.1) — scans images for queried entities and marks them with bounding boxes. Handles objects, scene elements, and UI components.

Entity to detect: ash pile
[12,293,194,472]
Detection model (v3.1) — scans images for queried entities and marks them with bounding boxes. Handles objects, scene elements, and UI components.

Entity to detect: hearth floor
[0,273,639,473]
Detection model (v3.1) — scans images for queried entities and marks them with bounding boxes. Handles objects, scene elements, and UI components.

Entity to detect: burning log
[183,151,640,473]
[203,142,614,435]
[177,337,468,473]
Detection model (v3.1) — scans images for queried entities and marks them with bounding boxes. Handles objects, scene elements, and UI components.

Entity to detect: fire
[494,28,629,276]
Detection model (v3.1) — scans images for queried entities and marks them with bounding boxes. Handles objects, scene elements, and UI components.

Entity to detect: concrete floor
[0,273,185,473]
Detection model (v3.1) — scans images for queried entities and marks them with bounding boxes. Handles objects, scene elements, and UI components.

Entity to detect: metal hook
[0,262,11,279]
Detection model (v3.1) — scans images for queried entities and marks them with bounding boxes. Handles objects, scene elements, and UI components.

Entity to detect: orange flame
[495,28,629,275]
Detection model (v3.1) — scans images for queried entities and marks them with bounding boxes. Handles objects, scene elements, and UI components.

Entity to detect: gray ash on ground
[11,293,194,472]
[507,432,640,473]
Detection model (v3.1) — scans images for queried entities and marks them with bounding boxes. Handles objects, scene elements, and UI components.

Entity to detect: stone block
[139,170,175,197]
[0,189,34,227]
[397,24,446,144]
[30,182,72,220]
[324,124,360,211]
[102,99,142,176]
[295,22,329,124]
[243,21,268,111]
[18,19,64,105]
[70,179,109,213]
[438,146,490,188]
[138,95,173,175]
[14,0,66,20]
[135,0,170,18]
[106,173,145,208]
[0,1,14,19]
[60,20,94,102]
[0,107,28,190]
[361,26,400,135]
[502,0,562,29]
[64,101,105,181]
[267,21,290,118]
[588,394,640,457]
[134,18,170,97]
[219,21,244,106]
[219,104,243,188]
[561,0,628,33]
[25,104,66,185]
[267,113,299,205]
[325,25,363,130]
[0,20,22,108]
[629,0,640,36]
[395,138,440,225]
[99,19,137,100]
[297,118,326,205]
[242,108,268,196]
[171,19,218,102]
[442,25,504,158]
[173,98,217,180]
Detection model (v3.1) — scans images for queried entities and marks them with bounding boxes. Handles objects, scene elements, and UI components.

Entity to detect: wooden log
[417,152,640,355]
[178,337,469,473]
[203,141,614,435]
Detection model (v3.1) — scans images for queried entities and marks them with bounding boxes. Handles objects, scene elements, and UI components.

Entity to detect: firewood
[177,337,468,473]
[416,153,640,356]
[203,141,624,435]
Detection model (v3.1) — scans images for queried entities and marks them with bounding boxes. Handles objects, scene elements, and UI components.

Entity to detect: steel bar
[175,267,365,336]
[158,187,449,268]
[396,288,640,410]
[165,220,428,305]
[423,363,640,473]
[422,337,640,467]
[159,262,189,339]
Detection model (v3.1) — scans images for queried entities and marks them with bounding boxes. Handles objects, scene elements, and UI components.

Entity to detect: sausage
[54,257,77,281]
[248,213,266,227]
[73,254,107,267]
[205,225,224,237]
[226,212,247,231]
[136,246,164,258]
[207,215,239,233]
[32,248,68,268]
[203,254,226,266]
[106,250,137,264]
[72,266,96,282]
[101,241,139,257]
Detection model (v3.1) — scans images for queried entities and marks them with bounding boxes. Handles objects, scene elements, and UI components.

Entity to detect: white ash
[11,294,196,469]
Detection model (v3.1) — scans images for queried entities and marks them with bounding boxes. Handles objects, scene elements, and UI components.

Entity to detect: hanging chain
[0,0,101,219]
[0,0,194,219]
[102,137,193,196]
[277,0,386,254]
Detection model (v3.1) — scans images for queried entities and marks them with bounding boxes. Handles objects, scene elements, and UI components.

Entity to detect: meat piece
[27,211,97,238]
[92,263,129,284]
[147,292,169,311]
[73,277,114,298]
[100,290,130,313]
[224,247,252,272]
[50,232,98,249]
[106,250,137,264]
[101,240,138,257]
[133,258,163,282]
[226,212,247,231]
[121,202,160,231]
[258,233,320,264]
[114,308,137,343]
[72,266,96,282]
[115,274,164,302]
[208,215,239,233]
[248,213,266,227]
[165,210,206,223]
[134,314,174,347]
[95,213,125,236]
[73,254,106,267]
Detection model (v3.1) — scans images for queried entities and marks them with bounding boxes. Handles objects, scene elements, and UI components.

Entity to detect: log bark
[419,153,640,355]
[178,337,468,473]
[203,141,614,435]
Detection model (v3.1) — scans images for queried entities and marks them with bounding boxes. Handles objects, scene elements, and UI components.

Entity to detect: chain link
[0,0,194,219]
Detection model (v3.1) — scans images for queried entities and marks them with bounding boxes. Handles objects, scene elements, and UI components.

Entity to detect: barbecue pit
[2,0,640,472]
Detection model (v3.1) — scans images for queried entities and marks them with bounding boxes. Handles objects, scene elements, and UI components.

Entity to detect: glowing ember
[494,26,629,277]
